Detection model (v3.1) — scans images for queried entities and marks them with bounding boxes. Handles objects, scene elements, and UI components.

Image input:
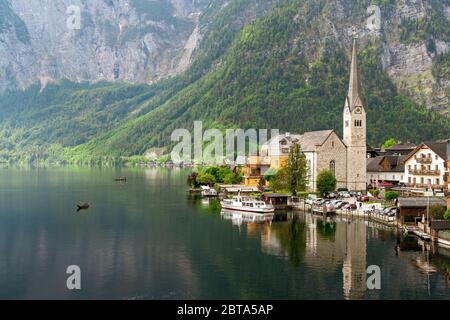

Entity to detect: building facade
[403,141,448,192]
[261,130,348,192]
[367,155,407,187]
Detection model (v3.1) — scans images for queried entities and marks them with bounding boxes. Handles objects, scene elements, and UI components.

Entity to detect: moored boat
[201,186,218,197]
[220,193,275,213]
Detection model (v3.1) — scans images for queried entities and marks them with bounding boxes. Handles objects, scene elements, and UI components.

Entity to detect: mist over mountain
[0,0,449,163]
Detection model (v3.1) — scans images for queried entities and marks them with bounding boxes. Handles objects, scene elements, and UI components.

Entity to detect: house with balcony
[243,153,271,187]
[403,141,449,193]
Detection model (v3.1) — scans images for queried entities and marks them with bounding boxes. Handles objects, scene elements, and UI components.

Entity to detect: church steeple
[346,30,364,111]
[343,28,367,193]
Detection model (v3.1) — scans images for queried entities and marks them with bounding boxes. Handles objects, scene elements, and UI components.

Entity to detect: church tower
[343,32,367,192]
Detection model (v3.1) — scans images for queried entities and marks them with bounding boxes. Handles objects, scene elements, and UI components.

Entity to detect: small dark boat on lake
[115,177,127,182]
[77,203,90,211]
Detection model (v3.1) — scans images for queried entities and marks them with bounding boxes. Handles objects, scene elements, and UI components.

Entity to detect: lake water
[0,167,449,300]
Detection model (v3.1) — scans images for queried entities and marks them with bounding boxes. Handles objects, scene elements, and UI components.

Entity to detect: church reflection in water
[220,210,450,300]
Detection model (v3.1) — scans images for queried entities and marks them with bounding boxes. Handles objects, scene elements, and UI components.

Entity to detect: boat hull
[220,203,275,214]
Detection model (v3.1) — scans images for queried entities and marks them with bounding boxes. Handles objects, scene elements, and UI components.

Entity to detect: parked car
[358,195,370,202]
[336,201,348,209]
[339,191,351,198]
[342,203,357,210]
[313,198,325,205]
[326,192,338,199]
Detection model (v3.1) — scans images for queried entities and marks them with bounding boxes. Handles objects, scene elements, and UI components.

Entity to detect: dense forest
[0,0,449,163]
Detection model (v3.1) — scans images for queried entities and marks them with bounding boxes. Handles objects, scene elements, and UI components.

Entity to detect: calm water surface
[0,167,449,300]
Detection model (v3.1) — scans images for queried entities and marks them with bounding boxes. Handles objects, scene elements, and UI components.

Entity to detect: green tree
[385,191,399,201]
[197,173,216,187]
[382,138,397,149]
[430,205,446,220]
[223,172,242,185]
[444,209,450,221]
[270,167,289,193]
[316,170,337,197]
[187,172,200,188]
[286,144,308,196]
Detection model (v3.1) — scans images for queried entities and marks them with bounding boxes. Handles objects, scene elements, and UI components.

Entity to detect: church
[244,35,367,192]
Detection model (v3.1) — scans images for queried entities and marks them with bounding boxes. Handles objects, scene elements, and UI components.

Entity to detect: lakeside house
[397,197,447,226]
[402,141,449,193]
[367,155,408,187]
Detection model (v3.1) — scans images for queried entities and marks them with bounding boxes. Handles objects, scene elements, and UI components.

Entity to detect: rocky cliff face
[0,0,212,91]
[0,0,449,112]
[307,0,450,113]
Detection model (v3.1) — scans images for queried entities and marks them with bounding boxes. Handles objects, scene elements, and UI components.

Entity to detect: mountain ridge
[0,0,449,163]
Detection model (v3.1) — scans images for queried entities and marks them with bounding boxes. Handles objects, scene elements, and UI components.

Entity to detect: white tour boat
[220,193,275,213]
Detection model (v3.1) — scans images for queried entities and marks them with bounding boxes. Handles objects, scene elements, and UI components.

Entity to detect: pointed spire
[346,29,364,111]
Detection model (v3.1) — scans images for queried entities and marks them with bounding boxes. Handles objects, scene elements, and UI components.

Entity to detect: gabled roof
[386,143,416,151]
[398,197,447,208]
[403,141,449,162]
[424,141,448,160]
[267,130,337,152]
[367,155,408,173]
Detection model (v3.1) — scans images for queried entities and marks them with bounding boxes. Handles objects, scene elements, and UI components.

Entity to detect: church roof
[266,130,336,152]
[346,36,365,111]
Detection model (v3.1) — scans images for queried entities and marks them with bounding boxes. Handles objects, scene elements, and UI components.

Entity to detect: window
[408,177,411,183]
[332,141,335,148]
[345,120,349,128]
[435,165,438,171]
[330,161,336,177]
[436,178,440,185]
[435,154,439,160]
[354,120,362,127]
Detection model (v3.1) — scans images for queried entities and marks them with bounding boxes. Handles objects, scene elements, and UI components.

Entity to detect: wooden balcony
[406,183,445,189]
[408,169,441,176]
[415,157,432,164]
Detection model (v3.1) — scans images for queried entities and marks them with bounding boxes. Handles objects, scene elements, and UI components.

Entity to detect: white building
[367,155,407,187]
[403,141,449,191]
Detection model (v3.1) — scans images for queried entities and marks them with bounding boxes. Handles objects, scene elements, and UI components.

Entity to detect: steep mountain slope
[0,0,449,163]
[0,0,215,91]
[71,0,450,160]
[0,0,281,162]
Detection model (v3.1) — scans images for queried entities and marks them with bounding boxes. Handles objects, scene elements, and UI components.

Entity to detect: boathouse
[397,197,447,225]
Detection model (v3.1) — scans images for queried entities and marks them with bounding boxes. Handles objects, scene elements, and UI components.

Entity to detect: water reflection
[215,206,450,299]
[1,168,449,299]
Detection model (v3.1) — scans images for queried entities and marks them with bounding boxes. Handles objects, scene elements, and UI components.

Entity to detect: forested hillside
[0,0,449,163]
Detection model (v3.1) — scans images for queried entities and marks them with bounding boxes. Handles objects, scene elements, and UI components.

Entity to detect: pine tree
[286,144,308,196]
